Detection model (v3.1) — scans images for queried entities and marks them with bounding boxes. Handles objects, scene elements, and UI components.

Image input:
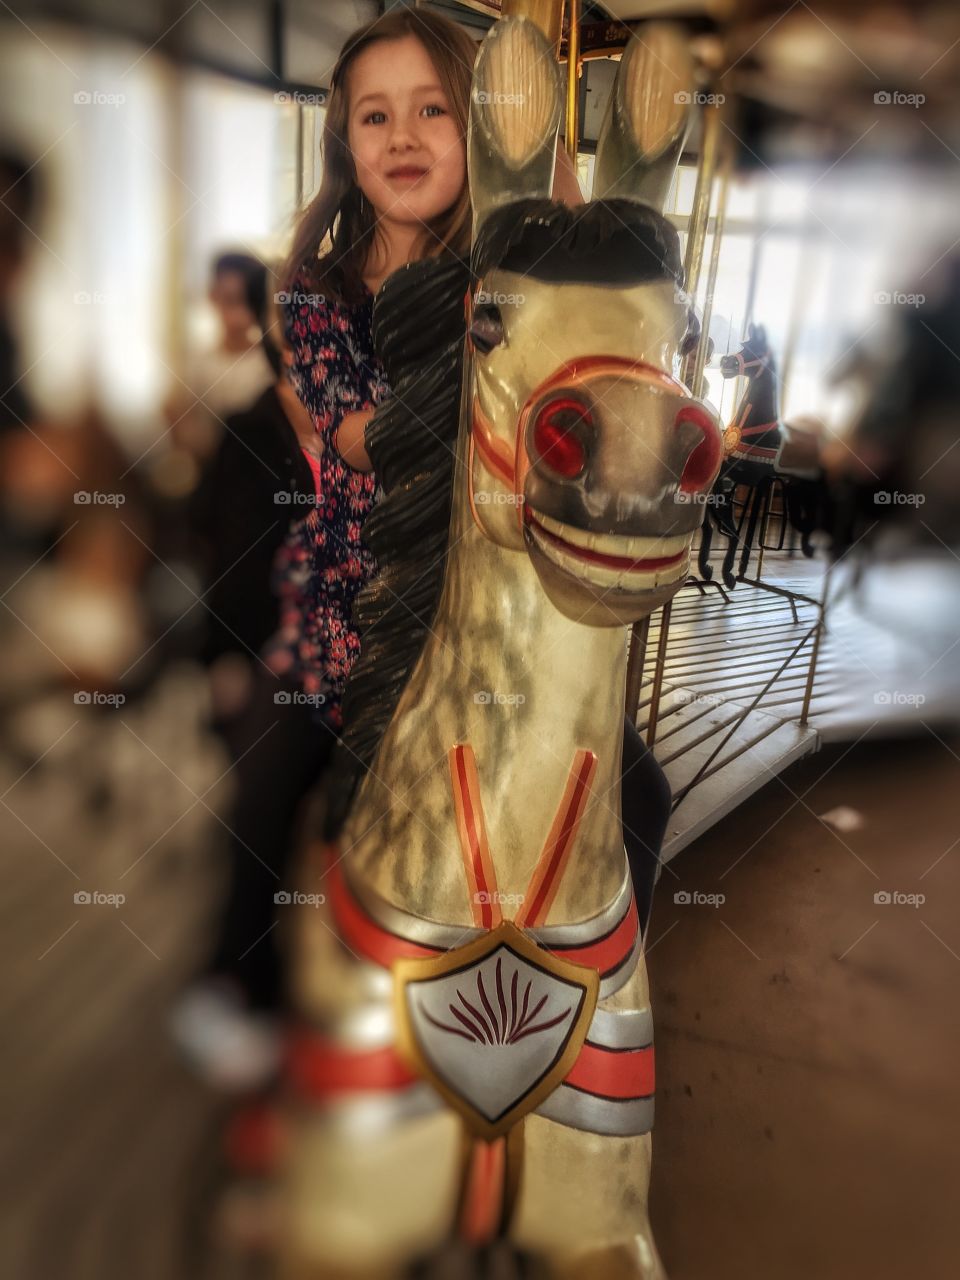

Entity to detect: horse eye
[469,306,504,355]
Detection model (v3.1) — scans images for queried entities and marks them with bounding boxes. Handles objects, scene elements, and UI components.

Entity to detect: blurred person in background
[170,285,336,1092]
[0,149,36,441]
[165,250,275,470]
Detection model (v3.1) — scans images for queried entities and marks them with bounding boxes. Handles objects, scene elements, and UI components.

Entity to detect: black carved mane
[323,253,470,838]
[472,197,684,287]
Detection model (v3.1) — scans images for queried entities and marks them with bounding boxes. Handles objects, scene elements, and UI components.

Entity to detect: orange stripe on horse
[449,744,502,928]
[516,750,598,928]
[460,1136,507,1244]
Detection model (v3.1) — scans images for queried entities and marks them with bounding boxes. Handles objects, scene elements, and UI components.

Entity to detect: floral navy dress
[266,271,389,730]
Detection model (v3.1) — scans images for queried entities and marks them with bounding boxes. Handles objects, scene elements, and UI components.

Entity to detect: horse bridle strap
[325,847,641,996]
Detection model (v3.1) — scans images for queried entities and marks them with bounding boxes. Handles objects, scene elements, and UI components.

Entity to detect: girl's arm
[334,409,375,471]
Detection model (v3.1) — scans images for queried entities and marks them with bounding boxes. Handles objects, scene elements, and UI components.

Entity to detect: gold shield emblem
[394,922,599,1141]
[723,423,742,455]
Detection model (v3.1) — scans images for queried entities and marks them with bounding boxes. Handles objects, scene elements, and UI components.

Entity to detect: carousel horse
[280,19,723,1279]
[697,323,822,587]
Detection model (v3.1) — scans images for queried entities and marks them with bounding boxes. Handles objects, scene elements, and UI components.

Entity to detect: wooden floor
[0,663,235,1280]
[648,733,960,1280]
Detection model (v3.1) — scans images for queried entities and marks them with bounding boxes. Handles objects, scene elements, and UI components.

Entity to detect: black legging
[620,716,672,937]
[205,671,337,1011]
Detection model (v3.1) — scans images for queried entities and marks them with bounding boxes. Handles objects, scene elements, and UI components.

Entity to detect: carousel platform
[631,547,960,861]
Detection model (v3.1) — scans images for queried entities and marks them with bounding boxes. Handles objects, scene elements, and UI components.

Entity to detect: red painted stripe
[328,859,439,965]
[287,1034,418,1096]
[553,898,639,974]
[565,1041,655,1100]
[471,401,515,487]
[327,848,638,980]
[534,355,688,399]
[738,420,778,437]
[732,443,778,459]
[455,747,492,929]
[527,514,687,573]
[525,754,594,923]
[460,1136,506,1243]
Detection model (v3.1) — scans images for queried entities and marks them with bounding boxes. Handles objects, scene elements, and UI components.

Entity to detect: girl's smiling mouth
[386,166,429,182]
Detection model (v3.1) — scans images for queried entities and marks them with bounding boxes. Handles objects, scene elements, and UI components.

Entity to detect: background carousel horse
[697,322,824,587]
[279,19,723,1280]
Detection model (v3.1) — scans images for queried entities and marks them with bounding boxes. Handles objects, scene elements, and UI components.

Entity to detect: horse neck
[737,364,781,442]
[342,419,632,928]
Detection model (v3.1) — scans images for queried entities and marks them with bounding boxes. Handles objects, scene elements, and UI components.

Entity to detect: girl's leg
[620,716,671,937]
[206,671,337,1011]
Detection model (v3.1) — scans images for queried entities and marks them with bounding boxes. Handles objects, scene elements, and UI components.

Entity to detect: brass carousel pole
[564,0,580,162]
[680,102,722,388]
[690,137,732,399]
[640,99,723,742]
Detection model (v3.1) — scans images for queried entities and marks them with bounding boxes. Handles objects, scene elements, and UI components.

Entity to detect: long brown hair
[281,9,477,305]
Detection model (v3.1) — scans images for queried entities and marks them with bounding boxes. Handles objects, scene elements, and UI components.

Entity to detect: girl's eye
[423,104,446,118]
[363,111,387,125]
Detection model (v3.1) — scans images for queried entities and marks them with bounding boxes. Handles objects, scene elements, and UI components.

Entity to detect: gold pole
[680,102,721,389]
[689,139,731,399]
[502,0,564,52]
[564,0,580,161]
[645,601,672,748]
[800,563,830,725]
[625,615,651,726]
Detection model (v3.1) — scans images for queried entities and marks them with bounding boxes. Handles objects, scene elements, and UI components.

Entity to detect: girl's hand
[334,409,375,471]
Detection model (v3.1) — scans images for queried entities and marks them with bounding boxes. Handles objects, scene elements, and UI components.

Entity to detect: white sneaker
[169,979,282,1092]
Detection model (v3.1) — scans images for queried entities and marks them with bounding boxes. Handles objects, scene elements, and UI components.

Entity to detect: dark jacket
[195,385,316,664]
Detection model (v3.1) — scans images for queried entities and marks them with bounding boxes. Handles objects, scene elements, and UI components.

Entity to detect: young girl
[271,7,670,932]
[266,9,476,728]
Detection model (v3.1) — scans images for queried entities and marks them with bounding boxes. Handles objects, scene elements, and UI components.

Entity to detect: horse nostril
[675,405,722,492]
[531,397,591,479]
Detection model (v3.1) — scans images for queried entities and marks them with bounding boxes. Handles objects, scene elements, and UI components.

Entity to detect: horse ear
[679,306,701,358]
[592,24,694,212]
[468,17,562,237]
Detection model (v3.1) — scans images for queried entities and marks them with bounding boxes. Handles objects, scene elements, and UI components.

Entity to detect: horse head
[465,18,723,627]
[720,322,773,380]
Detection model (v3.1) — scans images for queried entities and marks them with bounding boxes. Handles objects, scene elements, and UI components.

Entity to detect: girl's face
[346,34,467,235]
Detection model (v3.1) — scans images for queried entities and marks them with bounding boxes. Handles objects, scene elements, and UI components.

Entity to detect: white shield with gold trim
[394,922,598,1140]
